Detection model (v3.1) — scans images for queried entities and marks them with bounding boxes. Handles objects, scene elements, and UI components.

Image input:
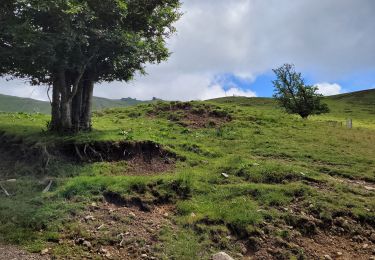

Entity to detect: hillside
[0,94,148,114]
[0,91,374,259]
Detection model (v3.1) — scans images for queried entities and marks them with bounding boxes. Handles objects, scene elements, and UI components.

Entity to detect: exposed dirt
[0,131,177,175]
[0,244,49,260]
[149,101,232,128]
[50,199,176,259]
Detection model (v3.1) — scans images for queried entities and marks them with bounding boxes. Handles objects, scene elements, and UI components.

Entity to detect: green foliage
[273,64,329,118]
[0,0,182,84]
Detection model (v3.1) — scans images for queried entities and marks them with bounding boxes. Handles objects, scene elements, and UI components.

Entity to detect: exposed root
[0,184,10,196]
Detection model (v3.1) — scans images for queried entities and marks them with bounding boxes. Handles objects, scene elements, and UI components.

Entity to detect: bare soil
[51,199,176,259]
[149,102,232,128]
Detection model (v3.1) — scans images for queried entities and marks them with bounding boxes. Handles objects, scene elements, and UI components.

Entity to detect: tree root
[0,184,10,196]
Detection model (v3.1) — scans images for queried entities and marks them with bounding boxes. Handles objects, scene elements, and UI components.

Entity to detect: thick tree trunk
[49,70,95,134]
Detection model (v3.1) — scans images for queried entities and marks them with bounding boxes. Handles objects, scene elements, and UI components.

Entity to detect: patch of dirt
[149,101,232,128]
[52,198,176,259]
[0,244,49,260]
[239,200,375,259]
[0,130,177,175]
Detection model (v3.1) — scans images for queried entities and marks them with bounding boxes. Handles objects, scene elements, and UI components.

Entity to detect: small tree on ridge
[272,64,329,118]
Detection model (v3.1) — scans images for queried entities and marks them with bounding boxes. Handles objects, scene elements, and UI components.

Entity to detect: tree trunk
[49,70,95,134]
[50,76,61,131]
[72,81,84,132]
[80,79,94,131]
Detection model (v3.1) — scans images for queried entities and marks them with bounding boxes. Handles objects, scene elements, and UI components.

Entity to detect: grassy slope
[0,94,148,114]
[0,90,374,259]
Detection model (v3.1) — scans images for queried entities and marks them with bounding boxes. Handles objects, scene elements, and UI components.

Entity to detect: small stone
[97,224,105,230]
[129,212,136,218]
[212,252,234,260]
[141,254,148,258]
[83,240,92,248]
[163,212,169,217]
[252,163,260,166]
[91,202,98,207]
[336,252,343,256]
[40,248,49,255]
[370,233,375,242]
[84,215,95,221]
[352,235,364,243]
[221,173,229,178]
[363,243,369,249]
[190,212,196,218]
[324,255,333,260]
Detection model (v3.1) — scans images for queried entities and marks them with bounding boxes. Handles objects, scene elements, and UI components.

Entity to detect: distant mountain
[0,94,149,114]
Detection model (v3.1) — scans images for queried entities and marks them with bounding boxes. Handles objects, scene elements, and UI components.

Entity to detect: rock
[364,186,375,191]
[352,235,364,243]
[129,212,136,218]
[83,240,92,248]
[40,248,49,255]
[363,243,369,249]
[100,248,108,253]
[97,224,105,230]
[212,252,234,260]
[141,254,148,258]
[75,238,85,245]
[190,212,196,218]
[221,173,229,178]
[252,163,260,166]
[84,215,95,221]
[336,251,343,256]
[370,233,375,243]
[236,242,247,254]
[323,255,333,260]
[163,212,169,217]
[333,217,350,230]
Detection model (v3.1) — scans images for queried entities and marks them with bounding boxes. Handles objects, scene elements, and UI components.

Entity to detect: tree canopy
[0,0,181,132]
[272,64,329,118]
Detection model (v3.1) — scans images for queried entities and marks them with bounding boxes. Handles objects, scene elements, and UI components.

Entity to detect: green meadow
[0,89,374,259]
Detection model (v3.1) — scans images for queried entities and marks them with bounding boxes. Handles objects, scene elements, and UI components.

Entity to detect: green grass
[0,90,374,259]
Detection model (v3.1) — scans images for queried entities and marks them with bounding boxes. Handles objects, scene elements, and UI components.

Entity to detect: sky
[1,0,375,101]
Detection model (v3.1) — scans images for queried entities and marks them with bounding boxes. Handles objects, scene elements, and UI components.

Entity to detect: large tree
[0,0,181,133]
[272,64,329,118]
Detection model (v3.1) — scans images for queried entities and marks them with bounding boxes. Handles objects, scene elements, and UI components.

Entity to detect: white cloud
[315,83,342,96]
[0,78,49,101]
[2,0,375,100]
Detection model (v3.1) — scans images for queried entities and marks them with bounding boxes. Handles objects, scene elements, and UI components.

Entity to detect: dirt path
[0,244,48,260]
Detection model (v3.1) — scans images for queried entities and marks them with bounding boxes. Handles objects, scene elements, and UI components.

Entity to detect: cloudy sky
[1,0,375,101]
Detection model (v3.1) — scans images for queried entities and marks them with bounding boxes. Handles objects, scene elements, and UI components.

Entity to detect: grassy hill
[0,90,374,259]
[0,94,148,114]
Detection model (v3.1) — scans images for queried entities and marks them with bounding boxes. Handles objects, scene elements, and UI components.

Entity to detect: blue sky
[1,0,375,101]
[217,68,375,98]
